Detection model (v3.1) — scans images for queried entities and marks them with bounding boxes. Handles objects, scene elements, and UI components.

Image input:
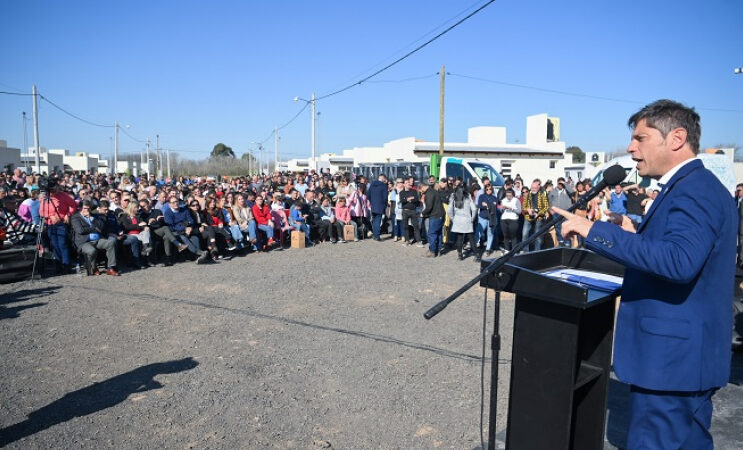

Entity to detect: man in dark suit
[553,99,736,449]
[70,200,119,276]
[367,174,388,241]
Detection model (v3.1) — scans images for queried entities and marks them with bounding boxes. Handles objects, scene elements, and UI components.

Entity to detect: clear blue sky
[2,0,742,161]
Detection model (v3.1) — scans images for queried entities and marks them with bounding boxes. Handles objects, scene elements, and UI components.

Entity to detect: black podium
[480,248,624,450]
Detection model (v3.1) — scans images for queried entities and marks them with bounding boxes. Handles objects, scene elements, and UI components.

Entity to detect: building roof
[413,142,564,157]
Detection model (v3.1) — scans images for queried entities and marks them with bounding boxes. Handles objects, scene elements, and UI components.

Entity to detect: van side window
[446,162,463,180]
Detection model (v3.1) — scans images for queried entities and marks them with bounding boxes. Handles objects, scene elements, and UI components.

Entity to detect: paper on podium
[543,268,624,292]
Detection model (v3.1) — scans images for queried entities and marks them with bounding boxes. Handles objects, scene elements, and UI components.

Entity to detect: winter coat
[447,195,478,234]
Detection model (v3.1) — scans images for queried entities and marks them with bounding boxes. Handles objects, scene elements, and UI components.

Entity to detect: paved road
[0,239,741,449]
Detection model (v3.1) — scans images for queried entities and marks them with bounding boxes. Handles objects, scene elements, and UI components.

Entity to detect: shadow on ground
[0,285,59,321]
[0,357,198,447]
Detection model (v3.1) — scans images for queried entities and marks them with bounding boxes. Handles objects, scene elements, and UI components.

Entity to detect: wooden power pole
[439,64,445,155]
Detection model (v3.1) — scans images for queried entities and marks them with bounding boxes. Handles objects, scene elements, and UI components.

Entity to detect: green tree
[211,143,235,158]
[565,146,585,163]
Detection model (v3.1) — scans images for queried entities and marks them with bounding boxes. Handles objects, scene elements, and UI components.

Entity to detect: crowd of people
[0,166,662,277]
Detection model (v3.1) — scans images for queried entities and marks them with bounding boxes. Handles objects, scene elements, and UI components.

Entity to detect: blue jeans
[521,218,544,252]
[120,234,141,259]
[228,224,243,246]
[257,224,274,240]
[173,232,201,254]
[371,213,383,239]
[393,219,404,238]
[427,217,444,254]
[554,217,566,246]
[627,214,643,225]
[292,222,312,244]
[47,223,71,265]
[476,216,494,251]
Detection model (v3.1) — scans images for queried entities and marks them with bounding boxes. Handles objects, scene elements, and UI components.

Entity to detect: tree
[211,143,235,158]
[565,146,585,163]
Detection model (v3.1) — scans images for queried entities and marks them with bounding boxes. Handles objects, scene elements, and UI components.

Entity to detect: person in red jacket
[39,183,77,273]
[251,195,276,250]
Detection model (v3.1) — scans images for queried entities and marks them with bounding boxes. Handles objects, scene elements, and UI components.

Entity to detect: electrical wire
[315,0,497,101]
[38,94,114,128]
[365,73,439,84]
[449,72,743,113]
[327,0,487,91]
[256,102,310,146]
[0,90,33,96]
[118,126,147,143]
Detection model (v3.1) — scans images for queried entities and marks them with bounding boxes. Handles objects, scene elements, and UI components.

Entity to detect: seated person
[97,199,142,270]
[0,196,39,245]
[163,196,208,264]
[334,196,358,242]
[289,197,313,247]
[232,193,257,250]
[138,198,186,265]
[251,195,276,251]
[318,195,342,243]
[70,200,119,276]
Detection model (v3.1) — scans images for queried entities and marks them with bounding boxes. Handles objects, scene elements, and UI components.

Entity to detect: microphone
[424,164,627,320]
[569,164,626,213]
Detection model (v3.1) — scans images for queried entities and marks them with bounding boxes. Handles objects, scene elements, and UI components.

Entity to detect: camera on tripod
[37,175,57,192]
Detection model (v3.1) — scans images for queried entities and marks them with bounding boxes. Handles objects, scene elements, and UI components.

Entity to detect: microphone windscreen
[602,164,627,187]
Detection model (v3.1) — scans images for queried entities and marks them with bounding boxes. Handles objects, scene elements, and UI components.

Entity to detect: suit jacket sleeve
[586,188,720,284]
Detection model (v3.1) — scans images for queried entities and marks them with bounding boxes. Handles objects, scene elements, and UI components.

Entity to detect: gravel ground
[0,238,741,449]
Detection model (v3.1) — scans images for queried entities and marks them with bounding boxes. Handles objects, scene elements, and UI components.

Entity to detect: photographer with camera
[38,177,77,274]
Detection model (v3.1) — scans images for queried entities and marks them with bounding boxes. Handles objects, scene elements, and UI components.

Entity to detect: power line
[256,102,310,146]
[449,72,743,113]
[315,0,497,101]
[365,73,439,84]
[119,126,147,143]
[38,94,115,128]
[0,90,32,96]
[327,0,487,91]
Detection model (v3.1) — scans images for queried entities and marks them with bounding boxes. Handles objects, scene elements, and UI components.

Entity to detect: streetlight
[735,68,743,74]
[294,93,316,173]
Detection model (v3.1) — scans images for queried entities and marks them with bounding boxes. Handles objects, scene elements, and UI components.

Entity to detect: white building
[0,140,22,171]
[20,147,64,174]
[315,114,568,182]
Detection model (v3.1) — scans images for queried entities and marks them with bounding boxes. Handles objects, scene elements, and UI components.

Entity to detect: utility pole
[22,112,28,156]
[146,138,151,178]
[156,134,160,178]
[32,85,40,173]
[114,121,119,175]
[167,148,171,178]
[274,125,279,173]
[311,92,316,173]
[259,144,265,175]
[439,64,445,156]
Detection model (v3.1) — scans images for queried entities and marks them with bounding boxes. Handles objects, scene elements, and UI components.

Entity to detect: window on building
[549,161,556,169]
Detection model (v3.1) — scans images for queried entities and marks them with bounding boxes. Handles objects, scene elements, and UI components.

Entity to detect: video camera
[37,175,57,192]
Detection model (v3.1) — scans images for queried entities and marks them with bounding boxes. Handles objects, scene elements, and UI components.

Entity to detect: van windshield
[469,162,505,187]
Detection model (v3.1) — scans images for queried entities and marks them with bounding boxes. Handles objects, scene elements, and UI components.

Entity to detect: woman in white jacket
[448,186,480,261]
[499,188,522,252]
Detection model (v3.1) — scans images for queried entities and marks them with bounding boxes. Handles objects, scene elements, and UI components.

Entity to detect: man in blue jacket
[554,99,736,449]
[367,174,389,241]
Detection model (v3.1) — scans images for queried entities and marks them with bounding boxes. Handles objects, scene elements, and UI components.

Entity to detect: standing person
[367,174,388,241]
[547,179,573,247]
[521,181,549,252]
[475,185,498,256]
[420,182,444,257]
[39,182,77,273]
[448,186,479,261]
[399,178,423,247]
[499,188,521,253]
[609,184,628,215]
[554,99,735,449]
[625,185,649,226]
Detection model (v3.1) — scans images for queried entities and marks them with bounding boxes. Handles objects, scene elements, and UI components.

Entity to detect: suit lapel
[636,159,702,233]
